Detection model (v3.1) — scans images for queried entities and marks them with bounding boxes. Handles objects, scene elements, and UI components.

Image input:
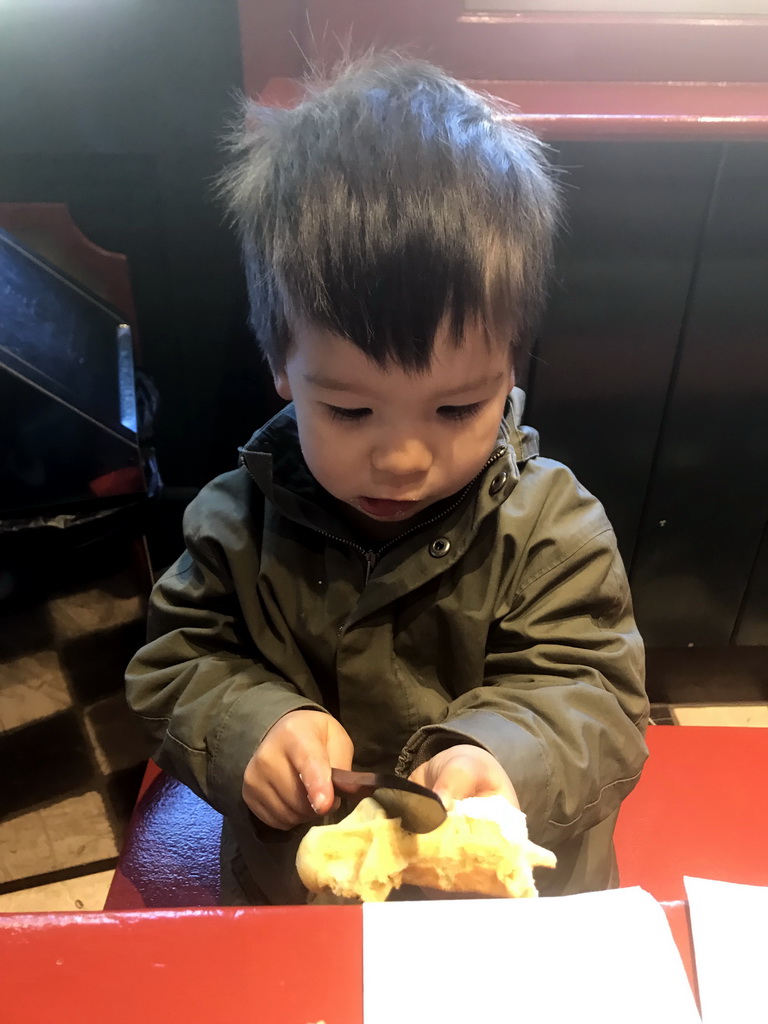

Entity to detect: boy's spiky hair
[219,53,561,371]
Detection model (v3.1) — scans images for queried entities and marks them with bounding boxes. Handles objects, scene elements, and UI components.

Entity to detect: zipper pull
[364,550,377,583]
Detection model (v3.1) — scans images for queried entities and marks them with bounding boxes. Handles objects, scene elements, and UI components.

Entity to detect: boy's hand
[408,744,519,810]
[243,710,354,830]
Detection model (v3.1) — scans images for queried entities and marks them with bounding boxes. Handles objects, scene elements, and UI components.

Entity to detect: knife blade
[331,767,447,834]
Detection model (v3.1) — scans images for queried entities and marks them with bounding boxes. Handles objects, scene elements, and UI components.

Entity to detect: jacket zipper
[241,444,509,586]
[314,443,508,583]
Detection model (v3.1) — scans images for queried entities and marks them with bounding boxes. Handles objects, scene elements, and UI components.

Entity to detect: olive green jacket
[126,393,648,903]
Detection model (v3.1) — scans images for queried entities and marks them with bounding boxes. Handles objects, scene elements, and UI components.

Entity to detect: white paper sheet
[685,876,768,1024]
[363,886,700,1024]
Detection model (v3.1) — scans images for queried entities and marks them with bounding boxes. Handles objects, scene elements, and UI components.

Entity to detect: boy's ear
[273,368,292,401]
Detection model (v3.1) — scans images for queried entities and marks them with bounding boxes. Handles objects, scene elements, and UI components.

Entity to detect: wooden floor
[0,545,152,903]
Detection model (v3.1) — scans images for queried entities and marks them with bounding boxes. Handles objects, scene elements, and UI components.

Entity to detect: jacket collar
[238,387,539,537]
[505,387,540,463]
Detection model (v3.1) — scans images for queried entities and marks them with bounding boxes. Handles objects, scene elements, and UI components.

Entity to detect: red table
[0,899,692,1024]
[8,725,768,1021]
[1,905,362,1024]
[615,725,768,902]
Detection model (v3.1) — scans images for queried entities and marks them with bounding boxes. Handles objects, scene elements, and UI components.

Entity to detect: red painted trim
[475,80,768,140]
[236,0,308,97]
[435,15,768,84]
[258,76,768,140]
[237,1,768,93]
[302,0,768,83]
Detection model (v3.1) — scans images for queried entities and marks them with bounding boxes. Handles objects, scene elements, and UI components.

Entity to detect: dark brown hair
[220,53,561,371]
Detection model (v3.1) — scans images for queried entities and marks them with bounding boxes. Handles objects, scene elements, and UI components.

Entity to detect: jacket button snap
[429,538,451,558]
[489,471,508,495]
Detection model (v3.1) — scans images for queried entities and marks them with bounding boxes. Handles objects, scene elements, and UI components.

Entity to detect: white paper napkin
[685,875,768,1024]
[363,886,700,1024]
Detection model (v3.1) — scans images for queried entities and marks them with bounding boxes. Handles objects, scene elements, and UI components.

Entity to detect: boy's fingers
[294,743,334,815]
[326,726,354,773]
[244,782,298,831]
[299,760,334,815]
[431,758,478,804]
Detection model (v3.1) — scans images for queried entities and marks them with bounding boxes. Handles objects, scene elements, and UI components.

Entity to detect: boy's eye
[437,402,484,422]
[326,405,372,423]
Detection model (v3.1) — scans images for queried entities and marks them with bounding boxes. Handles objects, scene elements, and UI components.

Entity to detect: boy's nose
[371,437,432,478]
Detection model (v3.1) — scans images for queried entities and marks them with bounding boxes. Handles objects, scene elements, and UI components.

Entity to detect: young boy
[126,54,648,905]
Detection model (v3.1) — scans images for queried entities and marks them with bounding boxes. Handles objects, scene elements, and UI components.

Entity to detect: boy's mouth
[357,497,420,520]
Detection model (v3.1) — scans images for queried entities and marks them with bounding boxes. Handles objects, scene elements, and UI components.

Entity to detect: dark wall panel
[2,2,767,651]
[735,523,768,646]
[630,143,768,647]
[526,142,721,564]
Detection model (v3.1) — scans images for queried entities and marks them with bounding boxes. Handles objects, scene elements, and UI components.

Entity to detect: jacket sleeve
[400,496,649,849]
[125,486,324,821]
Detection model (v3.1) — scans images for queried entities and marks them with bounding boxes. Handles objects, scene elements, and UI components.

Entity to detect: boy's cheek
[302,434,359,494]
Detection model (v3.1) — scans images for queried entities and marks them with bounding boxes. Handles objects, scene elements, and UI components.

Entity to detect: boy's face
[273,320,514,531]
